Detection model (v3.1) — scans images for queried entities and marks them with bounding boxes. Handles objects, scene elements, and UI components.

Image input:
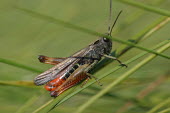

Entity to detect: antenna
[108,0,112,33]
[108,0,122,36]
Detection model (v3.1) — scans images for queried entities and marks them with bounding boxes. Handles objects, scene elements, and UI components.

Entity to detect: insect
[34,0,127,98]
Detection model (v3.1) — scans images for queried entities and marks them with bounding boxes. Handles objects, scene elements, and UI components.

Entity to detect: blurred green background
[0,0,170,113]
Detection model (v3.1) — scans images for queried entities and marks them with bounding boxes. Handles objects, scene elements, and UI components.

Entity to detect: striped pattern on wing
[34,48,89,86]
[50,64,90,97]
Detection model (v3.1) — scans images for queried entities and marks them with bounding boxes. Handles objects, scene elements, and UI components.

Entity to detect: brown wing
[34,48,90,86]
[38,55,66,65]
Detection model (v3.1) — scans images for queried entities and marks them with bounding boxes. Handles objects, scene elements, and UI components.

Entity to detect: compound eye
[103,38,110,42]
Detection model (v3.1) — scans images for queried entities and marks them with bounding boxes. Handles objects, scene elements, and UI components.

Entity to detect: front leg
[103,54,127,67]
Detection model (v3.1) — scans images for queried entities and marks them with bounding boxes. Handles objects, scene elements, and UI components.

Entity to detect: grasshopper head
[100,37,112,55]
[93,35,112,55]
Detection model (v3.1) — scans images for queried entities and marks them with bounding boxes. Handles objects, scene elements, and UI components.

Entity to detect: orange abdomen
[44,78,66,91]
[50,72,88,97]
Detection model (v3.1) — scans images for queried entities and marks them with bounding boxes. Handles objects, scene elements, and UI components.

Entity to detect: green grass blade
[119,0,166,28]
[75,41,170,113]
[32,99,53,113]
[0,58,42,73]
[147,98,170,113]
[16,89,45,113]
[107,35,170,59]
[140,17,170,41]
[117,17,170,55]
[117,0,170,16]
[0,80,35,88]
[14,7,170,59]
[158,107,170,113]
[16,95,42,113]
[33,87,76,113]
